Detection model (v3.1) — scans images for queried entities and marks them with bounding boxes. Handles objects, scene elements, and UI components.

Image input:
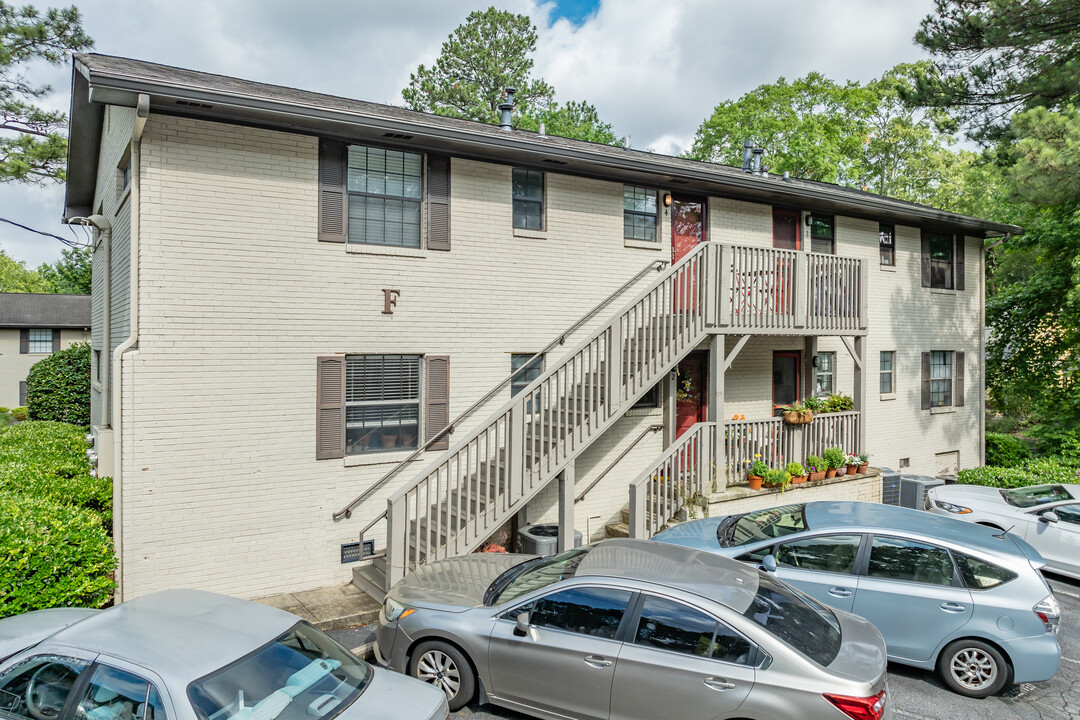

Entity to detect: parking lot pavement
[448,573,1080,720]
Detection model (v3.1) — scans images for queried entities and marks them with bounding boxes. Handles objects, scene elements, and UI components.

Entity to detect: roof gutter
[72,63,1023,239]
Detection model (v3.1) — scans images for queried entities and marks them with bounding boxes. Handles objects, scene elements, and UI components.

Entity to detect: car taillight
[823,689,886,720]
[1034,594,1060,635]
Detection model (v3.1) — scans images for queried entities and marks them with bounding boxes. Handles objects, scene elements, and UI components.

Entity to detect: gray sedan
[376,538,891,720]
[653,501,1061,697]
[0,590,447,720]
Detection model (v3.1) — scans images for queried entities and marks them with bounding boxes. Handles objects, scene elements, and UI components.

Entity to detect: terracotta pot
[846,464,858,475]
[826,468,838,478]
[748,475,763,490]
[857,463,869,474]
[381,433,399,449]
[791,475,807,484]
[809,470,826,482]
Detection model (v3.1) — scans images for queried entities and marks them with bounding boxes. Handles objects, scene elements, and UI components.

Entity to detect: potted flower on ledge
[747,458,769,490]
[844,453,861,475]
[781,399,814,425]
[785,461,807,484]
[856,452,870,474]
[763,467,791,492]
[823,447,846,478]
[806,455,826,481]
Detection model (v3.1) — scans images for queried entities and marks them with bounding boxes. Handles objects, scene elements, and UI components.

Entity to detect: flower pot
[857,463,869,474]
[782,410,814,425]
[809,470,826,482]
[846,464,858,475]
[791,475,807,484]
[826,468,838,478]
[747,475,763,490]
[381,433,399,449]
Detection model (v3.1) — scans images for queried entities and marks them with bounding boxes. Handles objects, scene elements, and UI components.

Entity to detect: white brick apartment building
[0,293,90,409]
[63,54,1020,602]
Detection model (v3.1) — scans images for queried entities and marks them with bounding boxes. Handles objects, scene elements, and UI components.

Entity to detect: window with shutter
[345,355,421,455]
[427,155,450,250]
[347,146,423,248]
[930,351,953,407]
[316,355,345,460]
[27,329,54,354]
[955,351,965,407]
[922,230,954,289]
[426,356,450,451]
[318,140,347,243]
[954,234,965,290]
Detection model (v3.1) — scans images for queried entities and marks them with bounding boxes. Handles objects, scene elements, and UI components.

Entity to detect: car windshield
[188,623,372,720]
[742,571,842,667]
[1001,485,1074,508]
[492,546,591,604]
[722,505,807,547]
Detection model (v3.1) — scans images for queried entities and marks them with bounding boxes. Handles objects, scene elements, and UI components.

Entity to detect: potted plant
[785,461,807,484]
[381,431,399,449]
[823,447,846,478]
[856,452,870,474]
[844,453,860,475]
[781,400,813,425]
[763,467,790,491]
[806,455,826,481]
[747,458,768,490]
[803,395,825,413]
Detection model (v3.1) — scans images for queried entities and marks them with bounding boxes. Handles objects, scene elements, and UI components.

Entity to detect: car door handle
[704,677,736,691]
[940,602,967,613]
[583,655,612,668]
[828,587,853,598]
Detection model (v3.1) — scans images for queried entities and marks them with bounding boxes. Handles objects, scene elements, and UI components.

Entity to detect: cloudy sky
[1,0,936,268]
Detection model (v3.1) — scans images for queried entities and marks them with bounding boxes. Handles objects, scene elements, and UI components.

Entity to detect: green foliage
[1,2,93,183]
[26,341,89,425]
[785,462,805,477]
[0,491,114,617]
[957,458,1080,489]
[403,7,554,124]
[0,247,52,291]
[0,420,111,524]
[748,459,769,477]
[986,415,1022,434]
[910,0,1080,140]
[517,100,622,145]
[36,245,91,294]
[822,393,855,412]
[805,455,825,473]
[985,432,1031,467]
[823,447,846,470]
[764,468,789,488]
[11,406,25,421]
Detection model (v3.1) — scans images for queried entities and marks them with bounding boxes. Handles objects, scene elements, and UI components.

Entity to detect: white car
[926,483,1080,580]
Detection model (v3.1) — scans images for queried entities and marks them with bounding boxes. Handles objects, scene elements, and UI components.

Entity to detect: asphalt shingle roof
[0,293,90,328]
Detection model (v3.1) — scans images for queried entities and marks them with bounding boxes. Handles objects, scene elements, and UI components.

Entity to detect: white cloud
[0,0,935,266]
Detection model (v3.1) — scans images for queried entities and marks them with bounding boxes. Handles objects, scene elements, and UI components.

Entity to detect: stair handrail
[628,421,717,539]
[332,257,669,521]
[389,239,715,506]
[575,424,664,503]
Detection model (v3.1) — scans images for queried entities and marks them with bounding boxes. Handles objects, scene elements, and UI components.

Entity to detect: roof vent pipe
[742,140,753,173]
[498,87,516,131]
[751,147,765,175]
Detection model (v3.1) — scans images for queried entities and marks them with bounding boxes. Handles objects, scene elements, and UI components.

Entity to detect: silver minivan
[376,538,891,720]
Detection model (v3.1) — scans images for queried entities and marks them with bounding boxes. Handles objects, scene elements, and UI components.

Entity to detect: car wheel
[409,640,475,711]
[938,639,1009,697]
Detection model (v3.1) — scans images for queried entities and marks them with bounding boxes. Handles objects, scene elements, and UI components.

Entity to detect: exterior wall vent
[542,158,568,166]
[340,541,361,563]
[175,99,213,109]
[383,132,414,140]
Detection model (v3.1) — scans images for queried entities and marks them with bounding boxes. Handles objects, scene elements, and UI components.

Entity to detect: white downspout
[111,93,149,602]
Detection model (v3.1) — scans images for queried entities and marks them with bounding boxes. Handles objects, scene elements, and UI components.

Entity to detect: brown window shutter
[318,139,347,243]
[954,234,965,291]
[921,231,931,287]
[427,155,451,251]
[52,329,61,353]
[19,381,26,406]
[921,352,932,410]
[954,351,965,407]
[316,355,345,460]
[19,329,29,354]
[426,355,450,450]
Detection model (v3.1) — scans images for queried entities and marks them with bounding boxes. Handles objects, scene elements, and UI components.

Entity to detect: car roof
[575,538,760,613]
[0,608,100,661]
[43,590,298,687]
[801,501,1024,556]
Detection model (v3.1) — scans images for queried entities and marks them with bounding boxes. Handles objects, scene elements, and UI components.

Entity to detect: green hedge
[0,422,112,526]
[957,458,1080,488]
[985,432,1032,467]
[26,342,90,426]
[0,492,115,618]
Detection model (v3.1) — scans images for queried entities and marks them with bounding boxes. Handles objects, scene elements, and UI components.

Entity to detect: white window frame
[344,354,422,455]
[28,329,53,354]
[815,352,835,395]
[880,351,895,395]
[930,351,953,407]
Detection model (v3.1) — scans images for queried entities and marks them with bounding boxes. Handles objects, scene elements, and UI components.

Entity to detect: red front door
[672,197,704,311]
[675,351,708,438]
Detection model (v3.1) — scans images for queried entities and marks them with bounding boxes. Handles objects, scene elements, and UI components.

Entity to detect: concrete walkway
[254,583,380,633]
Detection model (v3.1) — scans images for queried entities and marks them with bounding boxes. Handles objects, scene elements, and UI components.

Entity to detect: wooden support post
[629,482,646,539]
[858,261,869,331]
[385,497,407,590]
[557,460,575,552]
[803,336,817,400]
[709,335,727,492]
[718,245,732,327]
[854,336,866,452]
[794,253,808,328]
[508,402,525,501]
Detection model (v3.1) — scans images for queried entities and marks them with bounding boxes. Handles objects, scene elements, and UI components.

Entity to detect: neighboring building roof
[0,292,90,328]
[65,53,1023,238]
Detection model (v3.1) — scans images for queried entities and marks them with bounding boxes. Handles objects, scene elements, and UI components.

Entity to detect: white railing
[808,254,865,332]
[628,422,717,539]
[724,411,861,481]
[803,410,861,459]
[724,246,801,330]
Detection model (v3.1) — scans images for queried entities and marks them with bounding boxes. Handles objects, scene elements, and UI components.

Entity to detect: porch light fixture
[812,355,818,367]
[663,193,672,207]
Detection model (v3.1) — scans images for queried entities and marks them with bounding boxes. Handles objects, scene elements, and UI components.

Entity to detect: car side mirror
[759,554,777,573]
[1041,511,1060,524]
[514,612,531,636]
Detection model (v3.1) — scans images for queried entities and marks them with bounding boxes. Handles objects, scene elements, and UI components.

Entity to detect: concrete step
[352,563,388,604]
[605,521,630,538]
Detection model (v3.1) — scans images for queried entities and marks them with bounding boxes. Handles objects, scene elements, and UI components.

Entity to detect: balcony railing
[724,411,861,480]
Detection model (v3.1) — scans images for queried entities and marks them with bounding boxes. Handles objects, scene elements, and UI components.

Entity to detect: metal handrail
[333,258,668,521]
[575,424,663,503]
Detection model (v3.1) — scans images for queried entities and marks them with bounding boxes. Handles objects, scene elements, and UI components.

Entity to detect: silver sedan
[376,538,890,720]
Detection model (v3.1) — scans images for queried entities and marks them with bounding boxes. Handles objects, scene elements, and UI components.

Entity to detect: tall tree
[1,2,92,183]
[517,100,622,145]
[36,245,90,294]
[910,0,1080,139]
[403,7,554,124]
[0,248,51,291]
[686,73,878,184]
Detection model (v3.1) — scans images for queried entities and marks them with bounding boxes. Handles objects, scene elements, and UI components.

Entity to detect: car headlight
[934,499,972,514]
[383,596,415,622]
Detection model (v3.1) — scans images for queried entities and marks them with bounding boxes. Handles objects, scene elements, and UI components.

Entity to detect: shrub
[957,459,1080,488]
[0,492,115,618]
[0,421,111,526]
[985,432,1031,467]
[785,462,805,477]
[823,446,846,469]
[12,407,27,421]
[765,468,789,487]
[806,455,825,473]
[26,342,90,426]
[986,415,1021,434]
[823,393,855,413]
